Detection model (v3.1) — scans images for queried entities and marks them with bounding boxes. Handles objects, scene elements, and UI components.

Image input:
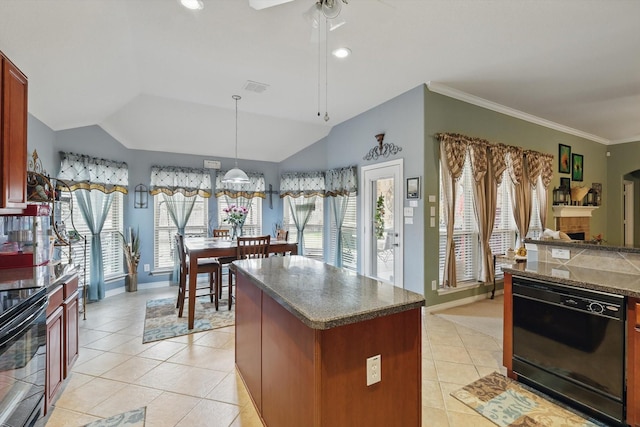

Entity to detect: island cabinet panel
[236,267,422,427]
[628,298,640,427]
[261,293,318,427]
[235,274,263,412]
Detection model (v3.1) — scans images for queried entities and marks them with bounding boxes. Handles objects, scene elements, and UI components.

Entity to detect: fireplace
[552,206,599,241]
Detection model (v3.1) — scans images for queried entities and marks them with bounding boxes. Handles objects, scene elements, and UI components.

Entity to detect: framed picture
[558,144,571,173]
[560,177,570,190]
[572,154,584,181]
[406,177,420,199]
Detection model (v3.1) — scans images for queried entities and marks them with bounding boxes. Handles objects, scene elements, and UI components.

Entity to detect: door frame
[624,180,634,247]
[361,159,404,287]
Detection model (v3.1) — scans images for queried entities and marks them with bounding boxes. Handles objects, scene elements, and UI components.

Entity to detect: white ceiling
[1,0,639,163]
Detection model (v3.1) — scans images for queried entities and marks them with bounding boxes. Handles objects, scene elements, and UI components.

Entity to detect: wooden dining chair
[175,233,221,315]
[212,228,235,298]
[229,234,270,309]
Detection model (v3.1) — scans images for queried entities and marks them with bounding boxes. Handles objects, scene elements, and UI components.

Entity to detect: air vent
[243,80,269,94]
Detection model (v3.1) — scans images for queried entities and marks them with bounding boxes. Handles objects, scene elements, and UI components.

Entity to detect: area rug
[451,372,607,427]
[84,407,146,427]
[142,296,234,343]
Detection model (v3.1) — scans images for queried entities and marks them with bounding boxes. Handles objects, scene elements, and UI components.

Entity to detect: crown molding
[426,82,611,145]
[610,135,640,145]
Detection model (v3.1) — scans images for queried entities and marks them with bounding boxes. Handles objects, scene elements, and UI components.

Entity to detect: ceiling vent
[243,80,269,94]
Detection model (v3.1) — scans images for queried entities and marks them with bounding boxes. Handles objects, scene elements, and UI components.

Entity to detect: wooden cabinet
[0,50,28,212]
[45,274,80,414]
[45,286,64,413]
[628,298,640,427]
[63,276,80,375]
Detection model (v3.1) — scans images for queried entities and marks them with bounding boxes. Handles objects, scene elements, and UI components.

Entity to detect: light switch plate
[551,248,570,260]
[404,207,413,217]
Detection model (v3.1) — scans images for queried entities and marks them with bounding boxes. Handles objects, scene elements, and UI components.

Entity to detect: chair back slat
[213,229,230,238]
[237,235,271,260]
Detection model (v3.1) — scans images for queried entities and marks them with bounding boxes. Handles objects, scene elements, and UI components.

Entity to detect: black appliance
[512,277,626,426]
[0,282,47,427]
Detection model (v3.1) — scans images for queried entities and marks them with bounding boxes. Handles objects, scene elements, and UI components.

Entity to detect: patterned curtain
[215,171,266,200]
[57,152,129,301]
[280,171,326,255]
[436,133,553,286]
[150,165,212,197]
[58,152,128,194]
[325,166,358,266]
[150,166,212,283]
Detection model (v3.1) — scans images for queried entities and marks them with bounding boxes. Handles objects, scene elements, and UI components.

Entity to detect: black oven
[512,277,625,426]
[0,285,47,427]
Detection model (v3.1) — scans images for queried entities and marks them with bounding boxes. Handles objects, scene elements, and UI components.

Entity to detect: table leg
[188,254,197,329]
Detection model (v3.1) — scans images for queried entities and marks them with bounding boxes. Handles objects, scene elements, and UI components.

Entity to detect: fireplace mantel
[552,205,599,218]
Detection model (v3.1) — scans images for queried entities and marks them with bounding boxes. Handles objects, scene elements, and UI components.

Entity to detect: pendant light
[222,95,250,184]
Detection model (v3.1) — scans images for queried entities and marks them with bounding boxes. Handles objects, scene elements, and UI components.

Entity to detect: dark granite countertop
[525,238,640,255]
[233,255,425,330]
[503,261,640,299]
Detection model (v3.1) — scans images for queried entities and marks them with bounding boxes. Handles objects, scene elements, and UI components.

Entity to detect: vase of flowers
[223,204,249,240]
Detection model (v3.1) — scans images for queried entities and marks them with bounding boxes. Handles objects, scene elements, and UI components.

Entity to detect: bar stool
[175,233,221,315]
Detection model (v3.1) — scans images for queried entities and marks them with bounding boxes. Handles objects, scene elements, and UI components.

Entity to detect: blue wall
[280,86,425,294]
[27,122,282,290]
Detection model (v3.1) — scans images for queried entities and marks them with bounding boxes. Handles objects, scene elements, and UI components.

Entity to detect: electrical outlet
[366,354,381,386]
[431,280,437,291]
[144,264,150,272]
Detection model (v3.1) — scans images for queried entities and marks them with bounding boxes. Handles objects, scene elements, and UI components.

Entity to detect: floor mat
[83,407,146,427]
[451,372,608,427]
[142,296,234,343]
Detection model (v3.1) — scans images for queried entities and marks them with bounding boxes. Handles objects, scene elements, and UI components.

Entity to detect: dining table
[183,236,298,329]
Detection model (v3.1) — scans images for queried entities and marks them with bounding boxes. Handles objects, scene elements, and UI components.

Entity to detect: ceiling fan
[249,0,348,19]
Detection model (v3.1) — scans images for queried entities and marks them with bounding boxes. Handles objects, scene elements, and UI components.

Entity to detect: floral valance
[57,152,128,194]
[215,171,266,199]
[280,171,326,198]
[325,166,358,197]
[149,165,212,198]
[435,133,553,188]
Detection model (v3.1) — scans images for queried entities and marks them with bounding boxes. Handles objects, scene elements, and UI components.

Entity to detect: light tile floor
[42,286,505,427]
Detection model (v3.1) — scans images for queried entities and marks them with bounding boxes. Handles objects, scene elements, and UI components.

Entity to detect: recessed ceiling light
[332,47,351,59]
[180,0,204,10]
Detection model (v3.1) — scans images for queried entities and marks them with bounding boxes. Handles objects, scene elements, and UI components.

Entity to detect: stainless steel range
[0,280,47,427]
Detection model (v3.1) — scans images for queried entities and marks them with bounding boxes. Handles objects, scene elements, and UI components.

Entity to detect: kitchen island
[503,239,640,427]
[232,255,425,427]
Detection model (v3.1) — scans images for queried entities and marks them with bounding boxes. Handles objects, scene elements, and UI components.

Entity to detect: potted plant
[119,228,141,292]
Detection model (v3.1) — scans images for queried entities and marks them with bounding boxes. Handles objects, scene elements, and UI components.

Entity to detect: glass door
[361,160,403,287]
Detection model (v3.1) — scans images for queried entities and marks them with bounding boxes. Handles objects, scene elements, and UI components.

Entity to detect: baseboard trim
[423,289,504,314]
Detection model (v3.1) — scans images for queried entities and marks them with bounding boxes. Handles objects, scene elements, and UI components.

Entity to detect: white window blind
[217,196,262,236]
[283,196,324,260]
[439,159,547,286]
[329,195,357,271]
[153,195,208,269]
[59,191,124,282]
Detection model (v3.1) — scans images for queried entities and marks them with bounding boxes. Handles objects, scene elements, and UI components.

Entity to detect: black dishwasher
[512,277,626,426]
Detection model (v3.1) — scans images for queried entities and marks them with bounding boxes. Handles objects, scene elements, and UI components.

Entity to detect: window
[154,195,209,269]
[439,159,542,286]
[283,196,324,260]
[329,195,357,271]
[217,196,262,236]
[59,191,124,281]
[438,159,478,285]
